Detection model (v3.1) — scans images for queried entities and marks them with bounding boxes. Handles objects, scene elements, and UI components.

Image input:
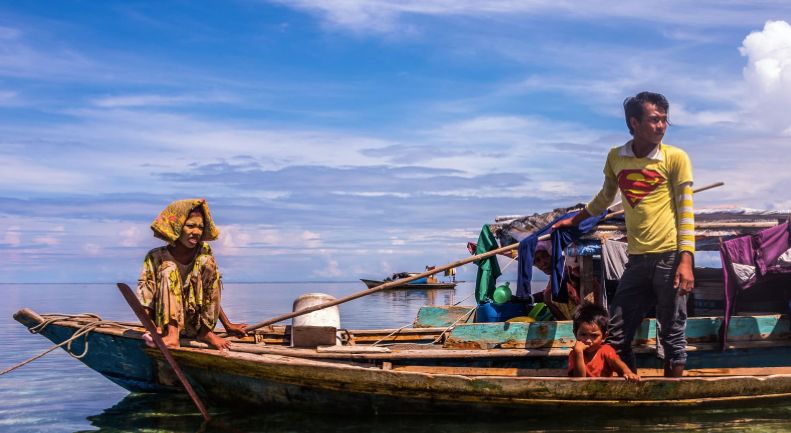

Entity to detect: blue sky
[1,1,790,283]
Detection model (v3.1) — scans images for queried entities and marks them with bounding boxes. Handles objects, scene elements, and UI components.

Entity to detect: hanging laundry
[473,224,502,304]
[601,239,629,281]
[719,222,791,349]
[516,210,608,302]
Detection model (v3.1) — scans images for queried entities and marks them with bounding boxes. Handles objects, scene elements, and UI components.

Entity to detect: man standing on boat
[553,92,695,377]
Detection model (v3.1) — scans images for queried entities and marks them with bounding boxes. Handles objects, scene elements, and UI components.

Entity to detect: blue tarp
[516,210,608,301]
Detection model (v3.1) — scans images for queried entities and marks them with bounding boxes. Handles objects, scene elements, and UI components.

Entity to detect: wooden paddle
[246,181,724,332]
[117,283,211,422]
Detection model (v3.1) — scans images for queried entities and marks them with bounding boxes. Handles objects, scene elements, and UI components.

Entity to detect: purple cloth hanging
[719,222,791,350]
[754,222,791,276]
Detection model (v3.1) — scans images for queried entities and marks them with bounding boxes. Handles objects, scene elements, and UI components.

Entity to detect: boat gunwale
[16,309,791,361]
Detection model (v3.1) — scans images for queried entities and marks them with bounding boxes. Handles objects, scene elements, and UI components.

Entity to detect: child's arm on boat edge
[610,354,640,382]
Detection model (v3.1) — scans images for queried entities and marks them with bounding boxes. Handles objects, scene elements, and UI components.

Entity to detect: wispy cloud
[277,1,791,34]
[91,92,239,108]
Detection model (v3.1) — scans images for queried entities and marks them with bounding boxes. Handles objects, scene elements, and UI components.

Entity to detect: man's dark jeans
[606,251,687,371]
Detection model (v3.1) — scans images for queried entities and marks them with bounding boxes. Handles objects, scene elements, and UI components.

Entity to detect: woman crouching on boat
[136,198,247,351]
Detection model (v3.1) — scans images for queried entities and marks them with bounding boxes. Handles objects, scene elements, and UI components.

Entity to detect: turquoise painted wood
[444,313,791,349]
[414,305,475,328]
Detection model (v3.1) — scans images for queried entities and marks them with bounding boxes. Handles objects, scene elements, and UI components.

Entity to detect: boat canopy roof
[491,207,791,252]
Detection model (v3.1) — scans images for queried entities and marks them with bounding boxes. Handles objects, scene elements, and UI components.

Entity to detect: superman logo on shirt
[617,169,666,207]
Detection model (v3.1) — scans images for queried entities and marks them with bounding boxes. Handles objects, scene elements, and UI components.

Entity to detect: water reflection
[81,392,791,433]
[375,288,458,306]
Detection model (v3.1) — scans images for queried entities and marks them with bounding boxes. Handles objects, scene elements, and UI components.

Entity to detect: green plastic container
[492,281,513,305]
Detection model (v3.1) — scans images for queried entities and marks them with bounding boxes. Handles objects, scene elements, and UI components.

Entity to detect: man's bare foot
[198,330,231,352]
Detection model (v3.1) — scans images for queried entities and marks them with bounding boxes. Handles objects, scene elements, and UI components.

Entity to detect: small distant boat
[360,278,457,290]
[361,269,458,290]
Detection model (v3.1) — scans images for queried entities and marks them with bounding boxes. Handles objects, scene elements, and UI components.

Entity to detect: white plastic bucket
[291,293,341,346]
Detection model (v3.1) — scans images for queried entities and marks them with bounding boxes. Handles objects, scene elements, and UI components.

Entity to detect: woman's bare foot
[198,329,231,352]
[142,332,156,348]
[143,326,179,348]
[158,324,181,348]
[161,331,180,348]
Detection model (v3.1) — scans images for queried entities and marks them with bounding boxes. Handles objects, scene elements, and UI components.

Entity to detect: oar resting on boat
[117,282,211,422]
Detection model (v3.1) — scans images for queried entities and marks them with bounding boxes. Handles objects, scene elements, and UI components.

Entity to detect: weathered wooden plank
[391,365,791,378]
[316,346,391,353]
[392,365,568,377]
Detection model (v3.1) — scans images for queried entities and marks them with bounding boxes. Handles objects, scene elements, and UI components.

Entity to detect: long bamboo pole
[246,181,724,332]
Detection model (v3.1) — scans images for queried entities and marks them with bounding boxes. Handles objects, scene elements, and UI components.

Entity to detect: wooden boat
[12,207,791,412]
[13,305,791,412]
[360,278,457,290]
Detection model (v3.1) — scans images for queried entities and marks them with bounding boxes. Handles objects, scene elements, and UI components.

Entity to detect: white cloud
[331,191,411,198]
[91,92,237,108]
[120,225,146,247]
[0,25,99,81]
[301,230,322,249]
[0,156,92,192]
[214,224,253,255]
[32,236,59,246]
[278,1,791,34]
[212,225,287,256]
[429,115,599,147]
[740,20,791,133]
[313,256,343,278]
[671,104,740,127]
[0,26,21,40]
[82,243,102,256]
[0,90,17,104]
[2,227,21,246]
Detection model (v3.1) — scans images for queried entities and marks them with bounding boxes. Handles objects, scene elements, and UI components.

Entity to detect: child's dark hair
[572,303,610,334]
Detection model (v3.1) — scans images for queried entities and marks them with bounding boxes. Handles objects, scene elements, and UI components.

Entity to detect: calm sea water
[3,282,791,433]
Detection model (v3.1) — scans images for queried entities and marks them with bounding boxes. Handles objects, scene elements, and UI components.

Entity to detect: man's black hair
[572,302,610,334]
[623,91,670,135]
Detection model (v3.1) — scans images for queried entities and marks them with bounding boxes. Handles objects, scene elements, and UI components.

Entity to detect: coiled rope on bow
[1,313,135,377]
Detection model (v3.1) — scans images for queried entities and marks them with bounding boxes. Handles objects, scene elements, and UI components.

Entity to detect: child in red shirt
[568,303,640,381]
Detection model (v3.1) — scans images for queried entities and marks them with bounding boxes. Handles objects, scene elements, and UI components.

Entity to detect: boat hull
[14,308,791,413]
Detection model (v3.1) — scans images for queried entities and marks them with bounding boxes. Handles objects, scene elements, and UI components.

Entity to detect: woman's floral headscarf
[150,198,220,244]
